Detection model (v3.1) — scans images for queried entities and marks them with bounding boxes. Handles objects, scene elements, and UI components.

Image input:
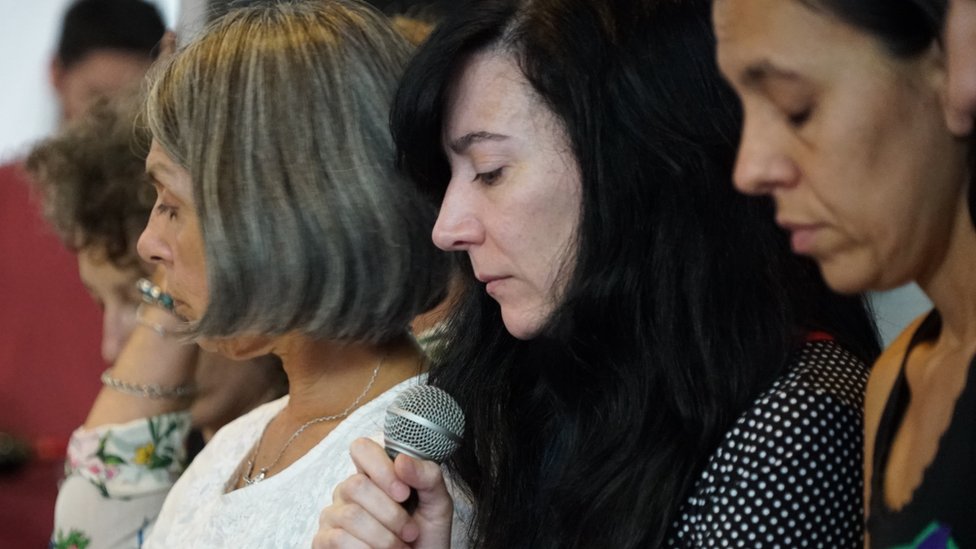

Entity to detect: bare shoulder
[865,314,929,444]
[863,312,930,516]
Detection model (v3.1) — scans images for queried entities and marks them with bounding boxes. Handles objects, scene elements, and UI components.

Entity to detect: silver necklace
[240,357,383,486]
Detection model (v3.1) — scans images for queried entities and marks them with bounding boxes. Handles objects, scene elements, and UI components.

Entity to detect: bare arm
[84,278,198,428]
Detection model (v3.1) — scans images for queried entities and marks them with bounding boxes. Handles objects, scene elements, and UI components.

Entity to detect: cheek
[175,232,210,295]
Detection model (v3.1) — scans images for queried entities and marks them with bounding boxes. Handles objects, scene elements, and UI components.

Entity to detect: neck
[917,200,976,350]
[274,332,425,421]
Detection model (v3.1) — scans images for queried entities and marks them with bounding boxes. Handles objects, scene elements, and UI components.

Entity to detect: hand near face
[313,438,454,549]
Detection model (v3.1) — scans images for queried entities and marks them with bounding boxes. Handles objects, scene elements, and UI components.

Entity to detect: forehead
[713,0,873,76]
[146,140,194,201]
[65,50,152,88]
[444,52,541,137]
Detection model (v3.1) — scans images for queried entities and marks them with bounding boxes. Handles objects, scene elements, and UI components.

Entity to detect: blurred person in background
[0,0,165,545]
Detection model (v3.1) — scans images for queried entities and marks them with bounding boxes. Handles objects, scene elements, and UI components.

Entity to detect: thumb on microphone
[393,453,454,546]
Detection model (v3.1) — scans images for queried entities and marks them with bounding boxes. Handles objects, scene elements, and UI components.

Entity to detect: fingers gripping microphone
[384,385,464,464]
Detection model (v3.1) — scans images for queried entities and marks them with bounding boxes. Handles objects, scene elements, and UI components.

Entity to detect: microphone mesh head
[384,384,464,464]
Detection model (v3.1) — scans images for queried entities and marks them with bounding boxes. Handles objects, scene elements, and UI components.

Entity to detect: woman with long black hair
[317,1,880,547]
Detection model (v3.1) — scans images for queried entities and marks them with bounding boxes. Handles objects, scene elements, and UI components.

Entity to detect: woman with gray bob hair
[135,1,453,546]
[147,1,444,341]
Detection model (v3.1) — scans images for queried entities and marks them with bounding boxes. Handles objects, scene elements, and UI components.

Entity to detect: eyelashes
[156,203,178,220]
[475,167,504,185]
[787,107,812,128]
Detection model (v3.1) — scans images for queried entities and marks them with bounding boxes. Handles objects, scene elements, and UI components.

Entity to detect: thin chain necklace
[240,356,383,486]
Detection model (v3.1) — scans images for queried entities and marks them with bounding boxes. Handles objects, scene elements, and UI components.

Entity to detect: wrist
[100,366,197,400]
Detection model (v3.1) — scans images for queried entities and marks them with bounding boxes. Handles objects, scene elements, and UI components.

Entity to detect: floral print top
[51,412,191,549]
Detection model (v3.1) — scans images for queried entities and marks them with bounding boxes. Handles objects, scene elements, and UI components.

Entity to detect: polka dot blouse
[667,340,870,548]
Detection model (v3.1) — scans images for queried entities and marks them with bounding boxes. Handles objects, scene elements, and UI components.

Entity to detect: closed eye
[787,107,812,127]
[475,167,504,185]
[156,203,178,220]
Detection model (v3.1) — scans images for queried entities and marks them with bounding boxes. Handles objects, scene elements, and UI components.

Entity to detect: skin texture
[714,0,967,295]
[945,0,976,135]
[138,140,210,325]
[50,50,152,122]
[433,52,581,340]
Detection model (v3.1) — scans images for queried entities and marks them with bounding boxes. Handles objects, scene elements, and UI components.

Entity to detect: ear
[50,58,66,96]
[944,1,976,136]
[158,30,177,59]
[916,39,968,137]
[917,38,967,137]
[916,36,946,87]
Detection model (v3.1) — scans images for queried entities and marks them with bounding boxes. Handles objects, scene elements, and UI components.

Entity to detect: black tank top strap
[869,311,941,519]
[867,310,976,548]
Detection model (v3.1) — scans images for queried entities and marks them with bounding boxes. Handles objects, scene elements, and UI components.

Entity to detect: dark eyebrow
[741,60,803,87]
[447,131,509,155]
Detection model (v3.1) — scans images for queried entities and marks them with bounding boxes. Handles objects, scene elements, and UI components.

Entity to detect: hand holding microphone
[314,385,464,549]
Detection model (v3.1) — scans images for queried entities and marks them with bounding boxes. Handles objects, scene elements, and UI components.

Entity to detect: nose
[137,214,172,266]
[431,179,485,252]
[732,114,800,196]
[101,303,136,363]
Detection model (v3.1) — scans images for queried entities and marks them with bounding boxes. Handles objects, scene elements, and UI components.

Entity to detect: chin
[820,259,886,295]
[501,311,545,341]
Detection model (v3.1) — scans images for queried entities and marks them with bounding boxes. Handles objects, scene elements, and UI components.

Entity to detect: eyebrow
[447,131,510,155]
[145,157,177,181]
[144,164,191,204]
[740,60,803,87]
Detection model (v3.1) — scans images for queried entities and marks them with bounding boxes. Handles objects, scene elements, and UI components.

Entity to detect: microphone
[384,384,464,464]
[383,385,464,513]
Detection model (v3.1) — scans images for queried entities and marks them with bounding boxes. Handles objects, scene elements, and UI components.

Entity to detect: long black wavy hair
[392,0,881,546]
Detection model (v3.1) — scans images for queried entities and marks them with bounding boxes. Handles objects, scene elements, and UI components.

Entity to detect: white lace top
[145,375,469,548]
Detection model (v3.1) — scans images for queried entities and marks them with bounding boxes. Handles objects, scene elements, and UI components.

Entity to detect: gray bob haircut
[145,0,449,343]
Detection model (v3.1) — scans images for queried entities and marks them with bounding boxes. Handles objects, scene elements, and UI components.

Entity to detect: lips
[777,220,825,255]
[475,273,510,296]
